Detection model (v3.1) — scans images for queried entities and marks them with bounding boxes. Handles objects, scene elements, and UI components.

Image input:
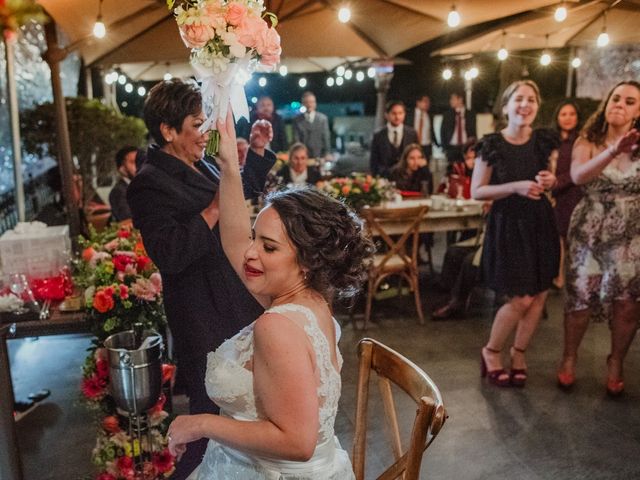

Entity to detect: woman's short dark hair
[265,187,374,301]
[143,78,202,147]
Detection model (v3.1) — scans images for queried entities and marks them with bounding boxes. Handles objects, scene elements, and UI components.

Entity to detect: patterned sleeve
[476,133,502,167]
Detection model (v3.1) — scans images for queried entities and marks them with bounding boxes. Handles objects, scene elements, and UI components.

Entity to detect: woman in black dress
[471,80,559,387]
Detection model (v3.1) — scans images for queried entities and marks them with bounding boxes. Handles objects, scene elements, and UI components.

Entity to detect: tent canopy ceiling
[38,0,562,78]
[433,0,640,56]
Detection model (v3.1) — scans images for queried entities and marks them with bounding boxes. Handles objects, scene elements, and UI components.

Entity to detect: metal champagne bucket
[104,329,163,413]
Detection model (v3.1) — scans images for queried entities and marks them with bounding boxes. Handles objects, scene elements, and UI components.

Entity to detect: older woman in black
[127,79,274,479]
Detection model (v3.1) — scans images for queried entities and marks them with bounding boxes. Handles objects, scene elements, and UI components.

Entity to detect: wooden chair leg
[364,280,374,330]
[412,273,425,324]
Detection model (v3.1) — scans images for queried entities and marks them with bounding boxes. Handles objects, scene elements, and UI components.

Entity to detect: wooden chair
[352,338,447,480]
[361,205,428,328]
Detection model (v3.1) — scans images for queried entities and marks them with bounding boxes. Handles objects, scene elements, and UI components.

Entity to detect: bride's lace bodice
[204,303,343,443]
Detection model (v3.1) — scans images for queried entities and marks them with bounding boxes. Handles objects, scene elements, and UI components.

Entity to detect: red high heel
[606,355,624,397]
[481,347,510,387]
[509,346,528,388]
[556,357,576,390]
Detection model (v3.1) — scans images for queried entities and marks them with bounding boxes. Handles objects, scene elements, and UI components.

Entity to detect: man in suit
[277,142,321,186]
[410,95,438,161]
[369,100,418,178]
[440,92,477,164]
[239,95,288,153]
[293,91,331,159]
[126,78,275,480]
[108,146,139,222]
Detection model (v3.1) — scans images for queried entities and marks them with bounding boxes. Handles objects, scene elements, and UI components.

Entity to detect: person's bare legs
[558,308,590,382]
[607,299,640,385]
[483,295,535,373]
[510,290,549,372]
[553,237,566,289]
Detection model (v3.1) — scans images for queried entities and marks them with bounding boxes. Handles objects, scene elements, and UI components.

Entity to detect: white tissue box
[0,224,71,278]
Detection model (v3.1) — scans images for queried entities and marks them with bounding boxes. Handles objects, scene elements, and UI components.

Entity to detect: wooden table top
[1,306,89,339]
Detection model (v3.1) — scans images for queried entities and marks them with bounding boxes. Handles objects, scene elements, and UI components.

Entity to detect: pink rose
[235,16,267,49]
[225,2,248,26]
[256,27,281,67]
[179,23,215,49]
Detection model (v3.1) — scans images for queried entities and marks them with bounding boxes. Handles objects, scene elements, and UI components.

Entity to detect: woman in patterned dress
[472,80,559,388]
[557,81,640,395]
[166,110,373,479]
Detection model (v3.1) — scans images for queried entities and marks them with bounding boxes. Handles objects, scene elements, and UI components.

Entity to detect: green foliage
[20,97,147,199]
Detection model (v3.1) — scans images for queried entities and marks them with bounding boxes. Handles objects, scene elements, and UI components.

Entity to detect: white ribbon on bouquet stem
[193,58,253,134]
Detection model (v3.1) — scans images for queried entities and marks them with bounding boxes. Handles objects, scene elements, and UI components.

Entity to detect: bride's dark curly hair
[265,187,374,301]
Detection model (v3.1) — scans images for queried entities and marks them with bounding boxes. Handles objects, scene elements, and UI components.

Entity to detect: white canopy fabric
[433,0,640,57]
[37,0,561,78]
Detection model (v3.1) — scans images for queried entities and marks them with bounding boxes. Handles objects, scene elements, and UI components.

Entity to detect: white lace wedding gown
[187,304,355,479]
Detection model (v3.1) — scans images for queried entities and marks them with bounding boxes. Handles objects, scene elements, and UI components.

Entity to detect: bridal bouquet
[168,0,281,155]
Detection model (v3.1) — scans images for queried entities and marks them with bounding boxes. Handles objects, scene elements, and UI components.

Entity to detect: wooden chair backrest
[352,338,447,480]
[361,205,428,271]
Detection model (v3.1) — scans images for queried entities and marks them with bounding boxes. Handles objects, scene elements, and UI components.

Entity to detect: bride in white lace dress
[167,111,373,479]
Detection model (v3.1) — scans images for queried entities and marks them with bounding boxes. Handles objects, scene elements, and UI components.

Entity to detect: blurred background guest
[236,137,249,168]
[550,100,582,289]
[370,100,418,178]
[441,92,477,165]
[293,91,331,159]
[238,95,287,153]
[410,94,437,161]
[390,143,433,194]
[277,142,321,186]
[438,137,477,200]
[109,146,141,222]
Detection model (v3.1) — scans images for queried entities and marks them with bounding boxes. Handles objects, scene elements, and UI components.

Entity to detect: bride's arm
[216,112,270,306]
[167,312,320,461]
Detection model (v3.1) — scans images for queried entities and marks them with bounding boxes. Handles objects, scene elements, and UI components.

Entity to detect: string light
[335,76,344,86]
[336,66,345,77]
[137,86,146,97]
[164,63,172,81]
[442,68,453,80]
[571,57,582,68]
[279,65,288,76]
[447,4,460,27]
[326,77,335,87]
[597,11,609,47]
[92,0,106,38]
[469,66,479,78]
[298,77,307,88]
[367,67,376,78]
[344,69,353,80]
[356,71,365,81]
[338,7,351,23]
[540,52,552,65]
[124,83,133,93]
[497,31,508,61]
[554,4,567,22]
[118,74,127,85]
[258,76,267,87]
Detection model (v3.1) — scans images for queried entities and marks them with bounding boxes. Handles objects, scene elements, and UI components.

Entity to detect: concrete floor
[8,267,640,479]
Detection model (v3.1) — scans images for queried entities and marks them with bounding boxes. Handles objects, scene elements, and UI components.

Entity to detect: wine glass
[8,273,28,314]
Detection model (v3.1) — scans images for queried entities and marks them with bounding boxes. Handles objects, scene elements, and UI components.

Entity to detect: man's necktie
[418,113,425,144]
[456,111,463,145]
[393,130,399,148]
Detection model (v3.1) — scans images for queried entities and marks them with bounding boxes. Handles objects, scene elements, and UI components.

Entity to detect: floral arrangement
[168,0,281,155]
[74,225,166,343]
[0,0,47,41]
[75,224,176,479]
[316,175,396,210]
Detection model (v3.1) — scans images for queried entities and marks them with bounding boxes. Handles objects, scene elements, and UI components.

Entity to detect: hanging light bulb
[442,68,453,80]
[279,65,288,76]
[447,5,461,27]
[469,66,479,78]
[554,5,567,22]
[367,66,376,78]
[338,7,351,23]
[597,28,609,47]
[597,11,609,47]
[336,76,344,86]
[326,77,335,87]
[137,86,146,97]
[497,31,508,60]
[356,71,365,81]
[163,63,172,81]
[104,72,115,85]
[258,77,267,87]
[118,74,127,85]
[571,57,582,68]
[93,0,106,38]
[124,83,133,93]
[298,77,307,88]
[336,66,345,77]
[540,52,552,66]
[344,69,353,80]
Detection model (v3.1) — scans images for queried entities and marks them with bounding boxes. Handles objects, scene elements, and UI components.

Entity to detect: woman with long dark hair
[557,81,640,395]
